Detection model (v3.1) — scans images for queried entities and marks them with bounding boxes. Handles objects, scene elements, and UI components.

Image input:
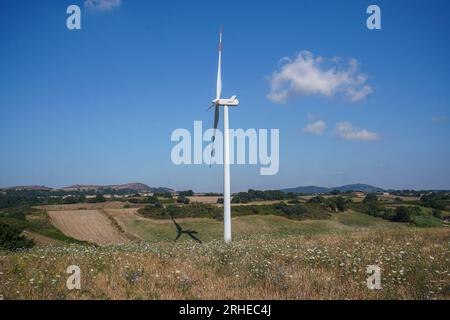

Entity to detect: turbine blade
[188,232,202,243]
[171,217,182,232]
[210,105,220,164]
[213,106,220,138]
[216,28,222,100]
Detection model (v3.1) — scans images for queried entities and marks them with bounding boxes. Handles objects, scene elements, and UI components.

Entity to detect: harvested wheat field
[187,196,220,204]
[47,210,130,245]
[37,201,127,211]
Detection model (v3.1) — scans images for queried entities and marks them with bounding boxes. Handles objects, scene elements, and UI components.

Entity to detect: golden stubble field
[47,210,130,245]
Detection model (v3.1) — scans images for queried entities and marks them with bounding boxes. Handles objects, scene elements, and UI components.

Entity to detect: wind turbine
[209,27,239,243]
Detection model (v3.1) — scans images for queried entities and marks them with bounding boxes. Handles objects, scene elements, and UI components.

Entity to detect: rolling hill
[2,185,53,191]
[59,183,174,193]
[60,183,151,192]
[282,183,384,194]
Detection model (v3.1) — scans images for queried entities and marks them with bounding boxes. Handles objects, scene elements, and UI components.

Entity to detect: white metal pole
[223,105,232,242]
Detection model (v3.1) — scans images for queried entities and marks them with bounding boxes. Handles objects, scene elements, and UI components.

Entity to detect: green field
[101,207,408,243]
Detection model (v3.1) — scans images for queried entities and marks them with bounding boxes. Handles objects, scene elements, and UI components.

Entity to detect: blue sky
[0,0,449,191]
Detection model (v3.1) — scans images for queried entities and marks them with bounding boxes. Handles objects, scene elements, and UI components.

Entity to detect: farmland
[19,202,408,245]
[47,210,129,245]
[1,189,449,300]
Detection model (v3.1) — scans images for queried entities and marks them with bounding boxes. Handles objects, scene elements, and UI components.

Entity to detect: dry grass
[1,228,448,300]
[187,196,220,204]
[21,231,63,246]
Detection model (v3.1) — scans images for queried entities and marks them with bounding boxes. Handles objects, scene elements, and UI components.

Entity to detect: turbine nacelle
[212,95,239,106]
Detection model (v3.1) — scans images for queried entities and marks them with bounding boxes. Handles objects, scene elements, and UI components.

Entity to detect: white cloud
[267,51,373,103]
[334,122,379,141]
[302,120,327,135]
[432,116,448,124]
[84,0,122,11]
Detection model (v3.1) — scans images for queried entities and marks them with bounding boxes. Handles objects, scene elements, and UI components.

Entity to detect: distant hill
[60,183,174,193]
[333,184,384,193]
[150,187,176,194]
[282,186,330,194]
[2,185,53,191]
[282,184,384,194]
[60,183,150,192]
[1,183,174,194]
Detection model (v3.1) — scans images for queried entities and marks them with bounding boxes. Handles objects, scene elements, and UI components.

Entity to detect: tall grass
[0,228,448,300]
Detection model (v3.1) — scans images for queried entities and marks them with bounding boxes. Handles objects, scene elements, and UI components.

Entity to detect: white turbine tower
[209,27,239,242]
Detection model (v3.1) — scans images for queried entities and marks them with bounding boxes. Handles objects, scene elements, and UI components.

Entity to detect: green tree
[335,196,346,212]
[308,196,324,204]
[363,193,378,204]
[177,195,190,204]
[178,190,194,197]
[231,196,241,204]
[392,206,412,222]
[91,194,106,203]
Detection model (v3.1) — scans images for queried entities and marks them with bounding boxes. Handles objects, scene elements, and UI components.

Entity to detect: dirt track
[48,210,130,245]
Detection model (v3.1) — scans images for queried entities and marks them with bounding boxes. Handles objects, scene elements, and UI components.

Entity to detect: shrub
[307,196,324,204]
[420,193,447,210]
[178,190,194,197]
[153,192,173,198]
[62,195,85,204]
[363,193,378,204]
[177,195,190,204]
[432,209,442,219]
[129,195,161,205]
[231,196,241,204]
[391,206,412,222]
[335,196,346,212]
[88,195,106,203]
[230,189,294,203]
[280,204,309,217]
[274,202,287,210]
[0,223,35,251]
[139,203,221,219]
